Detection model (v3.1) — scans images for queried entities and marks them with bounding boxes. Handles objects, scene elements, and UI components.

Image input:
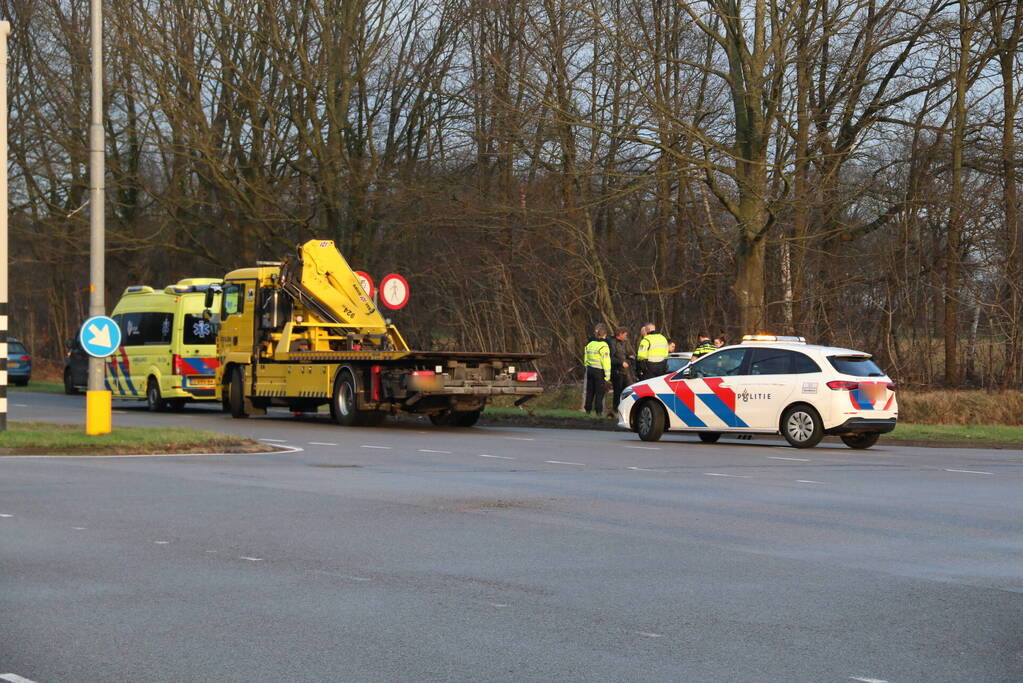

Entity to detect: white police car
[618,335,897,449]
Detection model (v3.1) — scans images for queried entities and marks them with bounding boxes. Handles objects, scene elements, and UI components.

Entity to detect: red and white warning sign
[380,273,410,310]
[353,270,375,300]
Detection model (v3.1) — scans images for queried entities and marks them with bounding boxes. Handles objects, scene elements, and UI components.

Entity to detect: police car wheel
[781,405,824,449]
[636,401,665,442]
[698,432,721,444]
[146,379,167,412]
[840,432,879,449]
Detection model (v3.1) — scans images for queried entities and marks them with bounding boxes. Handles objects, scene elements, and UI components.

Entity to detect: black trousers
[611,370,630,411]
[584,367,607,414]
[641,360,667,379]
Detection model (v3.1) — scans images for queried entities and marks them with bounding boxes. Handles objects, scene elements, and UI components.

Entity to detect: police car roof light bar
[741,334,807,343]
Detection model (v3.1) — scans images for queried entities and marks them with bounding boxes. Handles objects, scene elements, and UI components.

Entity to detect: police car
[618,335,897,449]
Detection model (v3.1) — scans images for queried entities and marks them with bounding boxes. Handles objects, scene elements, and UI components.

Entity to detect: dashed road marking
[849,677,889,683]
[797,480,825,484]
[13,403,27,408]
[546,460,585,466]
[625,445,660,450]
[703,473,750,478]
[260,438,288,443]
[769,456,810,462]
[478,454,515,460]
[418,449,451,454]
[945,468,993,475]
[635,631,663,638]
[239,556,264,562]
[154,541,169,545]
[504,437,535,441]
[308,442,337,446]
[627,466,666,472]
[490,602,508,608]
[0,513,13,518]
[360,445,391,450]
[2,673,42,683]
[71,526,86,530]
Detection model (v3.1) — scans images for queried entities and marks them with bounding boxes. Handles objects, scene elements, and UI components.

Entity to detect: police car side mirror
[682,366,692,378]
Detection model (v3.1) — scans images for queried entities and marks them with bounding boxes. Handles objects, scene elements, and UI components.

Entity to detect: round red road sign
[380,273,410,310]
[353,270,375,300]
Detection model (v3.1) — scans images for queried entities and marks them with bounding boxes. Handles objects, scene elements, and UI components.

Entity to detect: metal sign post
[0,21,11,432]
[86,0,110,434]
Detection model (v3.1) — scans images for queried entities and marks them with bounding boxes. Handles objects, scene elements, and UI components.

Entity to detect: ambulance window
[139,313,173,345]
[182,314,219,345]
[222,283,244,318]
[749,348,792,375]
[119,313,143,346]
[690,349,747,378]
[792,352,821,374]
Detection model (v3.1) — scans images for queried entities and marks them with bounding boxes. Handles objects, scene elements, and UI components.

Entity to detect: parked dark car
[7,338,32,386]
[64,337,89,394]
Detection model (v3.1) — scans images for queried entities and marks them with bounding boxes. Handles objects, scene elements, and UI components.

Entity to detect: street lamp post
[86,0,110,434]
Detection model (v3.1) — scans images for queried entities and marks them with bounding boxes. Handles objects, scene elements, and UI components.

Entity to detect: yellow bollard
[86,390,112,435]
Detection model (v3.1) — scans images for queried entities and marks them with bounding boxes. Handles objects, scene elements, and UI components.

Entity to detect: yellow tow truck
[209,239,542,426]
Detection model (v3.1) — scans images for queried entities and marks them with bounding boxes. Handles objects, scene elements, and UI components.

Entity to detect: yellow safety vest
[584,339,611,380]
[637,333,669,362]
[691,341,716,358]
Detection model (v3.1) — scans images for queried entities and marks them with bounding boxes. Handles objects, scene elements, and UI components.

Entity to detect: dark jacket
[608,336,631,374]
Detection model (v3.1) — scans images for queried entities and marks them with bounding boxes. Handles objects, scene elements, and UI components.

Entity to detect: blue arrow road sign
[79,316,122,358]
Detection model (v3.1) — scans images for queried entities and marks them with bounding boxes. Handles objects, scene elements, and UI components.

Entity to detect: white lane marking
[945,468,993,475]
[625,445,660,450]
[308,442,337,446]
[0,513,13,518]
[490,602,508,608]
[260,438,288,443]
[112,410,128,414]
[13,403,28,407]
[478,454,515,460]
[797,480,825,484]
[849,677,889,683]
[2,674,42,683]
[418,449,451,454]
[205,550,218,554]
[627,466,666,472]
[239,556,264,562]
[546,460,585,466]
[635,631,663,638]
[703,473,750,478]
[0,444,304,459]
[769,456,810,462]
[504,437,535,441]
[71,526,86,530]
[154,541,169,545]
[360,445,391,450]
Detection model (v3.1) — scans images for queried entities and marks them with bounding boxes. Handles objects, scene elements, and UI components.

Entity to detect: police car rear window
[827,355,884,377]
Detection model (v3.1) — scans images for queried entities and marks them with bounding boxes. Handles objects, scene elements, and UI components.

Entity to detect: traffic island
[0,421,271,456]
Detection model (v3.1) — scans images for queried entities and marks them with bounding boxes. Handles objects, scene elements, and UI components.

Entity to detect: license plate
[189,377,215,386]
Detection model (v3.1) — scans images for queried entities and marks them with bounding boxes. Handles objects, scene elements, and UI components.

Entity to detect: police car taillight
[516,372,539,382]
[826,380,859,390]
[886,382,896,391]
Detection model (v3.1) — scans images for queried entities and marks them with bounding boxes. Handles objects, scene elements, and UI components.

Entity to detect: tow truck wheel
[229,366,249,419]
[698,432,721,443]
[840,432,879,449]
[636,400,665,442]
[331,372,358,427]
[357,411,387,427]
[453,409,482,427]
[429,412,453,427]
[146,379,167,412]
[781,404,823,448]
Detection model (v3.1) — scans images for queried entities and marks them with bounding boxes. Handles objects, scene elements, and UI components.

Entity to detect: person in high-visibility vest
[636,323,669,379]
[691,333,716,359]
[583,323,612,415]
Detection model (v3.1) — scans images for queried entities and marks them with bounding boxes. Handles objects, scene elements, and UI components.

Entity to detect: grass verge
[0,421,269,456]
[9,381,64,394]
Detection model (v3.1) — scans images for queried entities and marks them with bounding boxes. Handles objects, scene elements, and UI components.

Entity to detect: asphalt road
[2,391,1021,682]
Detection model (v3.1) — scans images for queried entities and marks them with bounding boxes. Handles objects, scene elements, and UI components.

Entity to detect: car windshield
[828,355,884,377]
[8,342,26,355]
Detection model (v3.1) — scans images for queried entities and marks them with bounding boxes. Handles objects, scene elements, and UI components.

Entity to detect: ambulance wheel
[331,372,358,427]
[636,400,665,442]
[781,404,824,449]
[841,432,879,449]
[64,369,80,395]
[698,432,721,443]
[146,379,167,412]
[229,367,248,418]
[168,398,187,411]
